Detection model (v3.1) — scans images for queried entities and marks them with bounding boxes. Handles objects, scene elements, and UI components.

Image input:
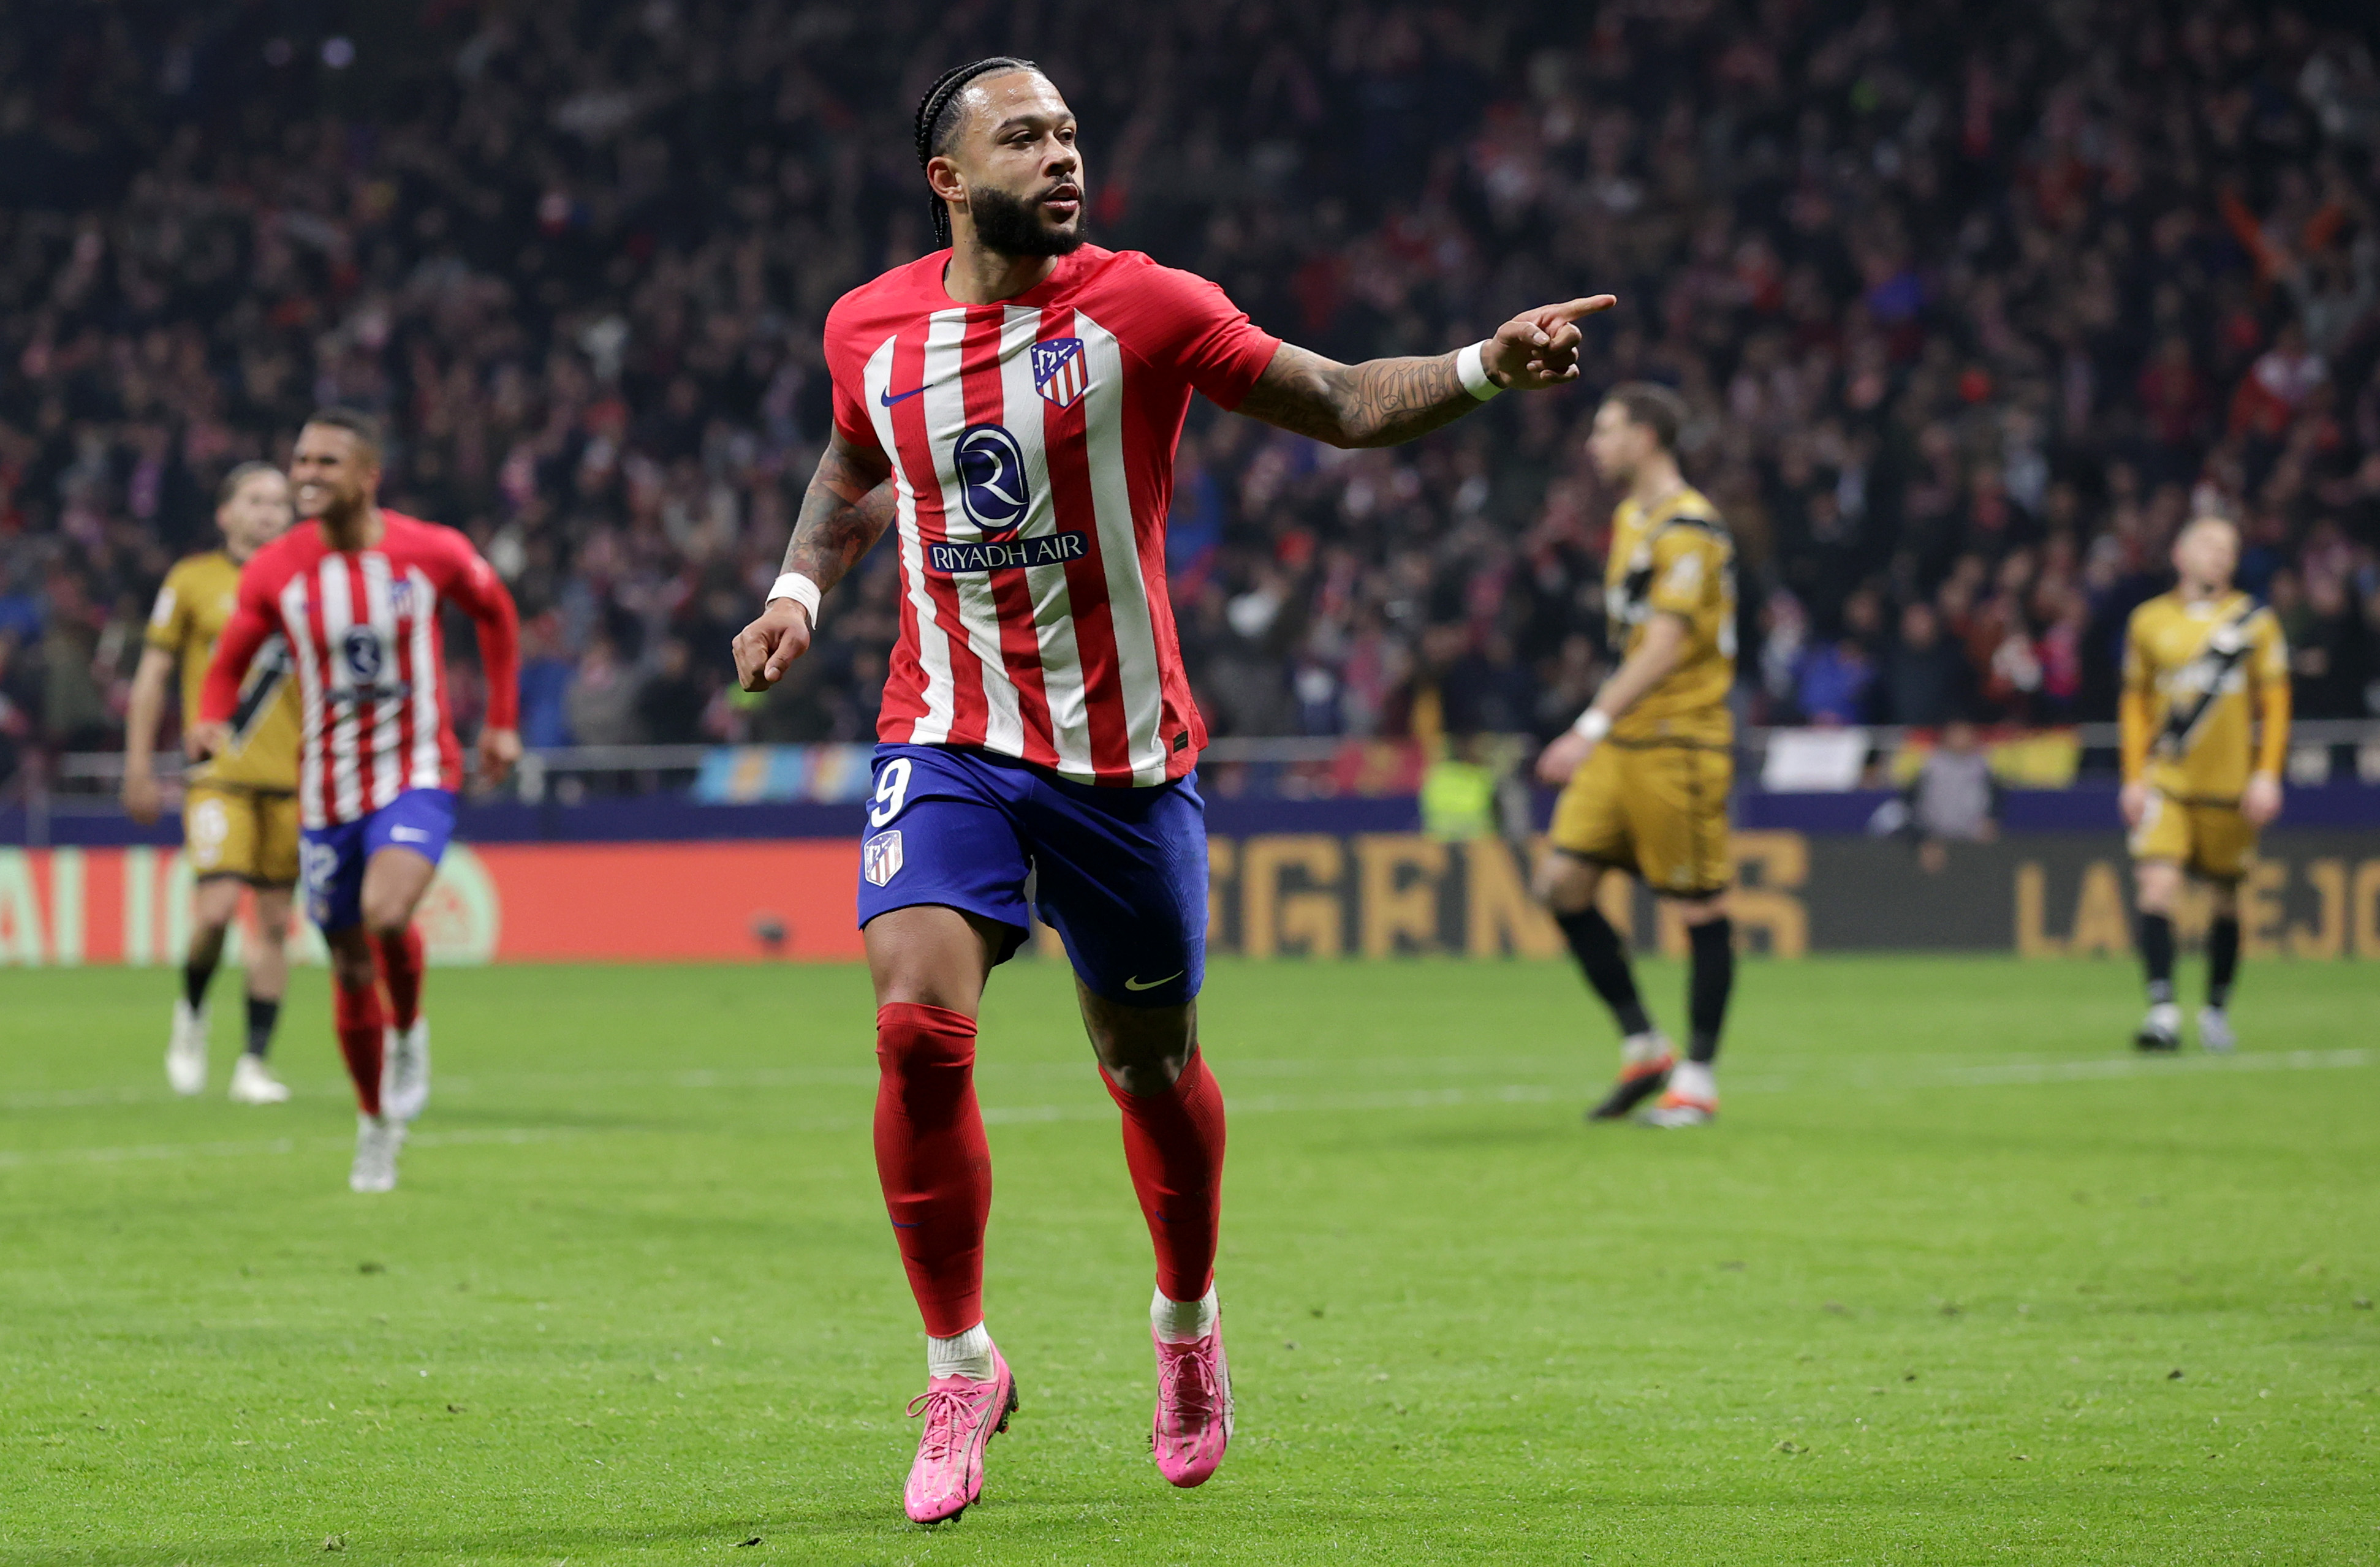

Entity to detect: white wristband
[1571,708,1611,741]
[1456,339,1503,401]
[768,572,822,626]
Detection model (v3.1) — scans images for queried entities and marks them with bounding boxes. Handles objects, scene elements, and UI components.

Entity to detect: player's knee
[1669,892,1729,926]
[1535,855,1599,913]
[1082,994,1194,1093]
[358,891,412,937]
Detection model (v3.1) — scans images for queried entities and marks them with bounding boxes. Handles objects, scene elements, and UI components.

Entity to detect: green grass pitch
[3,954,2374,1565]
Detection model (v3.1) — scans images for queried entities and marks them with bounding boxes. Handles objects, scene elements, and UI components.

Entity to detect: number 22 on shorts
[870,758,912,828]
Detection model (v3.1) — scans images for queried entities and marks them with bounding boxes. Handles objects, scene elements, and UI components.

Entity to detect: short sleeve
[145,569,188,652]
[1112,260,1283,411]
[2121,610,2152,691]
[828,366,882,455]
[1645,527,1718,619]
[2251,608,2289,684]
[821,295,889,456]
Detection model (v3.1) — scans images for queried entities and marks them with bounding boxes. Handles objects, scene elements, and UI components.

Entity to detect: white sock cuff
[927,1321,995,1381]
[1151,1284,1219,1344]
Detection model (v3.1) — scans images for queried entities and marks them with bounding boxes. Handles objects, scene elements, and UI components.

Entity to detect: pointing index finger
[1539,295,1618,325]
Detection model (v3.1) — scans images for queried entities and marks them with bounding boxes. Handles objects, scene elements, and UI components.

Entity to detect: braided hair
[913,56,1043,247]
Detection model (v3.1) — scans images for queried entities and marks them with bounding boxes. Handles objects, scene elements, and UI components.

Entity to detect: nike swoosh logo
[879,385,928,406]
[1123,971,1184,992]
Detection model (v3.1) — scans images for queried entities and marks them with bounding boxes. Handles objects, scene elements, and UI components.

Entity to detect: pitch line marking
[2,1051,2370,1169]
[0,1126,579,1170]
[17,1044,2368,1116]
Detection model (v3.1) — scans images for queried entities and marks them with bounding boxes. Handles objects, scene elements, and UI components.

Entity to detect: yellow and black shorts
[2129,790,2254,883]
[1550,739,1732,898]
[183,784,301,886]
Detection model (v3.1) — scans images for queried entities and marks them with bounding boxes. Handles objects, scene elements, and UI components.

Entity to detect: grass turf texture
[2,956,2374,1566]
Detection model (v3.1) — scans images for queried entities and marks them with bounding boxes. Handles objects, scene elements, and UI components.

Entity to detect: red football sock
[873,1002,992,1339]
[334,977,387,1117]
[375,926,426,1030]
[1102,1049,1227,1304]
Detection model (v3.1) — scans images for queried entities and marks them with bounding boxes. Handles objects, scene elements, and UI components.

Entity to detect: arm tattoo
[780,438,896,595]
[1235,343,1480,449]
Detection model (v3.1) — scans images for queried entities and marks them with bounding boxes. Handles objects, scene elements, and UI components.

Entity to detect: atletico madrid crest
[862,829,904,887]
[1032,337,1088,410]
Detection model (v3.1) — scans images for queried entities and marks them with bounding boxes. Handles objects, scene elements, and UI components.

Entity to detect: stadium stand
[1,0,2377,803]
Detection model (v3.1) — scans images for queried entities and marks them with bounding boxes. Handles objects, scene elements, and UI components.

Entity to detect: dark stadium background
[0,0,2374,796]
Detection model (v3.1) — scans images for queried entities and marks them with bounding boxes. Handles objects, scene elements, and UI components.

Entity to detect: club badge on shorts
[862,829,904,887]
[1032,337,1087,410]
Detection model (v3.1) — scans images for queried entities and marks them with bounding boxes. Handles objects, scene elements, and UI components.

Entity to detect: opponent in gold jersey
[1532,384,1738,1127]
[123,463,301,1103]
[2117,515,2289,1055]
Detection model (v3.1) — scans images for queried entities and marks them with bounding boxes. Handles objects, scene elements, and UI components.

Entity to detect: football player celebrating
[732,56,1614,1524]
[2119,514,2289,1052]
[124,463,301,1104]
[1533,385,1739,1128]
[192,410,520,1191]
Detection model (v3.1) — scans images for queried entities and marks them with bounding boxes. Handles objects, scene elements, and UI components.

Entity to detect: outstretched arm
[732,430,898,692]
[1234,295,1616,450]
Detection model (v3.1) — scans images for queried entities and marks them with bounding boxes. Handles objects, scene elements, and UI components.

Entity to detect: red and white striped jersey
[825,245,1281,787]
[200,512,520,829]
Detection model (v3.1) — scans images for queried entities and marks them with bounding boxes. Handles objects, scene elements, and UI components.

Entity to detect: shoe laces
[906,1384,974,1465]
[1157,1340,1221,1428]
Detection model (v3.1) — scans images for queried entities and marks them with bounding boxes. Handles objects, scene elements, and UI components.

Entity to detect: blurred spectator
[518,613,576,750]
[1883,603,1969,728]
[1794,636,1875,728]
[2,0,2378,795]
[634,638,710,746]
[565,639,639,749]
[1900,719,2003,874]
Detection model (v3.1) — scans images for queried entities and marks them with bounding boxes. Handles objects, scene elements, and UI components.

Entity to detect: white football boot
[382,1019,431,1123]
[2133,1002,2182,1053]
[165,1000,209,1096]
[1640,1059,1717,1127]
[227,1054,292,1104]
[350,1114,405,1193]
[2196,1006,2236,1055]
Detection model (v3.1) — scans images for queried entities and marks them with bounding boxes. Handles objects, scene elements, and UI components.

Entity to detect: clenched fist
[733,600,814,692]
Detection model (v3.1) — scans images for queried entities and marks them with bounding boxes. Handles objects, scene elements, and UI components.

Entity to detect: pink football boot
[1151,1316,1233,1487]
[901,1347,1018,1524]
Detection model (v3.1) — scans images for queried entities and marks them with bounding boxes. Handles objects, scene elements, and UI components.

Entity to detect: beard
[968,184,1086,258]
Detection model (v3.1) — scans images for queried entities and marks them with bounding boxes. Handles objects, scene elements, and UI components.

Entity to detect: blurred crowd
[4,0,2379,793]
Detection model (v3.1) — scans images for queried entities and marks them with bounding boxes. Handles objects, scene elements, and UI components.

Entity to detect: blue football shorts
[854,744,1208,1008]
[299,787,457,932]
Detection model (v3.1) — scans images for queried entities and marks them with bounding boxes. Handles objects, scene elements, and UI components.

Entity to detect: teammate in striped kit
[733,58,1615,1525]
[194,410,521,1193]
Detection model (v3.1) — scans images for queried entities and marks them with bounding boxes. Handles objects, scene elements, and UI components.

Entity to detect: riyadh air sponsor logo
[927,531,1090,575]
[342,625,385,682]
[1032,337,1088,410]
[862,829,904,887]
[953,423,1029,537]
